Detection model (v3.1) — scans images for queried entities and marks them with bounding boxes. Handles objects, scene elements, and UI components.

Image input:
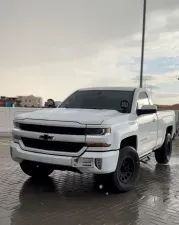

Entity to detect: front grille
[19,123,85,135]
[21,137,84,153]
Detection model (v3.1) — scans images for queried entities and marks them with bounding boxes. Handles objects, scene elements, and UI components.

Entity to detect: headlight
[86,128,111,135]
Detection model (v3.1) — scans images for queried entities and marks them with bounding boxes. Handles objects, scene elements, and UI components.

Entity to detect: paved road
[1,139,179,225]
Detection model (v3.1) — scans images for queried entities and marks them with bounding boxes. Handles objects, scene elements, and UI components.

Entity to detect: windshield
[60,90,134,113]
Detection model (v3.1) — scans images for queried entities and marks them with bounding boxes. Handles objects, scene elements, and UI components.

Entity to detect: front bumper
[10,141,119,174]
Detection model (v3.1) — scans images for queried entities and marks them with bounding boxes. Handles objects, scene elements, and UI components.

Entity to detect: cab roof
[78,87,136,91]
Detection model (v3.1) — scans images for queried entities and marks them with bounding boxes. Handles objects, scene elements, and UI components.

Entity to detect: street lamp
[139,0,147,88]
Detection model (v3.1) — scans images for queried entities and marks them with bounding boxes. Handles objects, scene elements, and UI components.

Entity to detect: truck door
[137,92,158,156]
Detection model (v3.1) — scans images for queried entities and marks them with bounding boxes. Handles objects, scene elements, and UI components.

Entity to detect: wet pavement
[1,138,179,225]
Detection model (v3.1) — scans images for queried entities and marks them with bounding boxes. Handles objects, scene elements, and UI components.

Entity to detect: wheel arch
[120,135,138,151]
[166,125,173,136]
[159,125,173,149]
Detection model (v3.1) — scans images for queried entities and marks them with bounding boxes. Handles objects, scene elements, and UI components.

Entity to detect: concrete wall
[0,107,179,136]
[175,110,179,122]
[0,107,43,136]
[175,111,179,136]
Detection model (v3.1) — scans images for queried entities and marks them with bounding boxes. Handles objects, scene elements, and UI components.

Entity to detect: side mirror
[137,105,157,116]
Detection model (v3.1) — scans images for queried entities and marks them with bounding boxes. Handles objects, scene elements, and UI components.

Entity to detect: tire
[110,146,140,192]
[155,133,172,164]
[94,146,140,193]
[20,161,54,178]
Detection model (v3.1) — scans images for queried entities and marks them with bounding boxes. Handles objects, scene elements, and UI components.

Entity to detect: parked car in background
[44,99,61,108]
[55,101,61,107]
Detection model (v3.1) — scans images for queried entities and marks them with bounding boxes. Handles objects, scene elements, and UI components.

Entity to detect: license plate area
[72,158,94,168]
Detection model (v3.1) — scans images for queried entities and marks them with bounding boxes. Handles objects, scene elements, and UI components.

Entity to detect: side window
[137,92,150,109]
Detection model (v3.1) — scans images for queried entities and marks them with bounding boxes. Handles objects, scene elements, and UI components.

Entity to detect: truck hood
[15,108,122,125]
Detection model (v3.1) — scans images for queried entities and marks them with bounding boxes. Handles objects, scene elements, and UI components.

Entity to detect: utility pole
[140,0,147,88]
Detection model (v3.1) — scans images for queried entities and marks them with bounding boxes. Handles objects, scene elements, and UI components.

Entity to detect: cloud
[154,92,179,98]
[152,90,179,105]
[1,0,179,105]
[2,0,179,68]
[1,0,143,68]
[130,57,179,75]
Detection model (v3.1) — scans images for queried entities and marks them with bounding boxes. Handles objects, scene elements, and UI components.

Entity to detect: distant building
[0,95,43,108]
[0,96,18,107]
[17,95,43,108]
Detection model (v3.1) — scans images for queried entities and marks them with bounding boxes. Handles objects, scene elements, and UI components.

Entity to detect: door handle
[153,118,156,122]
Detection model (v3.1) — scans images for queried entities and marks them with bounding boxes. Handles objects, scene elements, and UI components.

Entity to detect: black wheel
[20,161,54,178]
[155,133,172,164]
[94,147,140,193]
[110,146,140,192]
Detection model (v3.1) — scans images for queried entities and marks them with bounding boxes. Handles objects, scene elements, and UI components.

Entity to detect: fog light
[95,158,102,170]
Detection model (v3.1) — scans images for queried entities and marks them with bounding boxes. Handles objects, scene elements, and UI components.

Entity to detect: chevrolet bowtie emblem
[39,134,53,141]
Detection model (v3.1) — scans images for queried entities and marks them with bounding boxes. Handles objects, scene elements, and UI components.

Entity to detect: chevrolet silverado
[10,87,175,192]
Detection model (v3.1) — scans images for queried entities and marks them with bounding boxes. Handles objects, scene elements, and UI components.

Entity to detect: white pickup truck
[10,87,175,193]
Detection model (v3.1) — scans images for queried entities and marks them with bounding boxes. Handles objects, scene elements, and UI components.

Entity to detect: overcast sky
[1,0,179,104]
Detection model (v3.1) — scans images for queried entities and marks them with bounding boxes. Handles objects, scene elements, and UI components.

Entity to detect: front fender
[112,121,139,150]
